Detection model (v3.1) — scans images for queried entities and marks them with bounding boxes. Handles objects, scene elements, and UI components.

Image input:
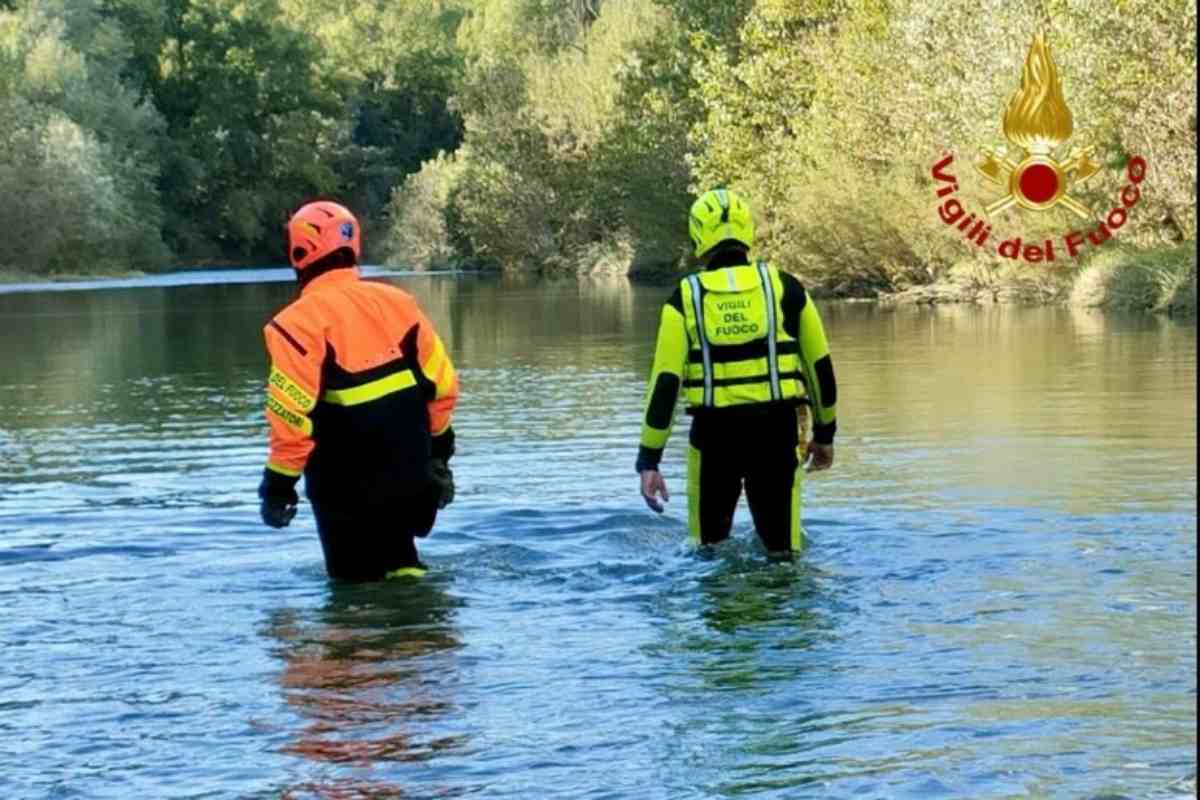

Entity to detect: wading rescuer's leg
[686,444,743,547]
[311,484,441,581]
[743,446,804,559]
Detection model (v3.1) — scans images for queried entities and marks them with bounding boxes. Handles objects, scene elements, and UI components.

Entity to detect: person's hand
[640,469,669,513]
[805,442,834,472]
[258,469,299,528]
[430,458,455,509]
[260,496,298,528]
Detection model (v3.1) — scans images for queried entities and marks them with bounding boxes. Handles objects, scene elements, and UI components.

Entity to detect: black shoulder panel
[666,286,684,314]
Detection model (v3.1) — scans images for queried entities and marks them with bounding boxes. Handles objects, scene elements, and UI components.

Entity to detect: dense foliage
[1,0,1194,294]
[1,0,466,271]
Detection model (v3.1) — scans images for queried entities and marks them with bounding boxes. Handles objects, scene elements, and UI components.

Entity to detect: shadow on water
[262,577,468,799]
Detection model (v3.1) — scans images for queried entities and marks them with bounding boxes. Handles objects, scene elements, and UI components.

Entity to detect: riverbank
[630,243,1198,317]
[3,244,1194,316]
[0,261,289,284]
[880,243,1196,317]
[0,269,149,284]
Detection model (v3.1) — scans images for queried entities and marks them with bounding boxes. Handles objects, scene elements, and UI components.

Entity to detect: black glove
[258,468,300,529]
[430,459,454,509]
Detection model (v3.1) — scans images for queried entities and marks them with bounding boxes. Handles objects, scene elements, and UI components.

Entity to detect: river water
[0,269,1194,799]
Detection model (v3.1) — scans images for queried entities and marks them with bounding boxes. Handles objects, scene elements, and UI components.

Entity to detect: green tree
[414,0,680,273]
[588,0,755,272]
[104,0,341,261]
[282,0,469,258]
[0,0,169,274]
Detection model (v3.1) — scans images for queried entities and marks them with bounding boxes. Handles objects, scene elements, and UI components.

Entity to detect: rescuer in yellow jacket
[257,200,459,581]
[636,189,837,557]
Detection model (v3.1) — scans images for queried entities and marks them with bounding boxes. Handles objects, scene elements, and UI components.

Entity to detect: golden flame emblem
[977,32,1099,219]
[1003,32,1073,154]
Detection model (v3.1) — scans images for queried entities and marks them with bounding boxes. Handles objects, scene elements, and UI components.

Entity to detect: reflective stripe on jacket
[263,268,459,501]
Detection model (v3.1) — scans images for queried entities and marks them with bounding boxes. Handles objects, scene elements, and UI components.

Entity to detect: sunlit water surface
[0,270,1194,799]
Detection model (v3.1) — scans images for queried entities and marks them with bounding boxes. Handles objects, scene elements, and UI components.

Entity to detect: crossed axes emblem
[976,146,1100,219]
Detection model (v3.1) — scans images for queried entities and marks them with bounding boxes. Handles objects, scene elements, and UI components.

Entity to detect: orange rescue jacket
[262,268,458,503]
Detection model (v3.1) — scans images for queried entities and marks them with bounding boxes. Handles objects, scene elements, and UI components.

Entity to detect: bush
[0,97,167,275]
[383,150,467,269]
[0,3,168,275]
[1071,243,1197,314]
[444,0,671,273]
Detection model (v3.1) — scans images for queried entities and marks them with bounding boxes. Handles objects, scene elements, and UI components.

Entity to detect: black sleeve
[779,273,808,340]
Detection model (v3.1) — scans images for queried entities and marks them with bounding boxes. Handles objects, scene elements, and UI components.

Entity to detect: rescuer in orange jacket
[257,200,459,581]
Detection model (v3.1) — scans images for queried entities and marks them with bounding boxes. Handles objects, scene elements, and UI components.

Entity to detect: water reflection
[697,554,828,634]
[645,552,853,796]
[264,578,466,797]
[442,273,648,371]
[649,549,836,692]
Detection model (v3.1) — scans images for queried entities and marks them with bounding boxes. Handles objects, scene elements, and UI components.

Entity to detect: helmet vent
[716,188,730,222]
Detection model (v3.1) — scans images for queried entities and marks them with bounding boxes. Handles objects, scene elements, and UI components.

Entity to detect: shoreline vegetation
[2,241,1193,317]
[1,1,1194,317]
[880,243,1197,316]
[0,269,149,284]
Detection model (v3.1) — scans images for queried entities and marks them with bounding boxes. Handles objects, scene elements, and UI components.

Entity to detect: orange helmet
[286,201,361,271]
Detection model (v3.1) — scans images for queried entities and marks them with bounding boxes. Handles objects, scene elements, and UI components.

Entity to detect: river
[0,269,1194,798]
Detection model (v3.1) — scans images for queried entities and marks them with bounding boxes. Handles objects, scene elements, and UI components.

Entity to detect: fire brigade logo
[977,32,1100,219]
[931,31,1147,264]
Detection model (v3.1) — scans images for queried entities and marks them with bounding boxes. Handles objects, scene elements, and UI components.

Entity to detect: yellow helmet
[688,188,754,258]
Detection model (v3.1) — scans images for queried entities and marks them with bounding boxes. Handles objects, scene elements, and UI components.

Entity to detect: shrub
[1071,243,1197,314]
[445,0,670,273]
[383,150,467,269]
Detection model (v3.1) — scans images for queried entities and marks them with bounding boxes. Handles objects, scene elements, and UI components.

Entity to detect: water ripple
[0,282,1193,798]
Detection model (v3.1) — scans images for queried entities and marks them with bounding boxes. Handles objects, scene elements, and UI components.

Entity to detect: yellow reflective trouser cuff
[687,445,701,545]
[268,366,315,412]
[266,394,313,436]
[322,370,417,406]
[266,461,302,478]
[386,566,428,579]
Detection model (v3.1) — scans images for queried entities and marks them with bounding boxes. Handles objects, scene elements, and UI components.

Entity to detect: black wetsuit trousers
[686,405,804,553]
[311,483,441,581]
